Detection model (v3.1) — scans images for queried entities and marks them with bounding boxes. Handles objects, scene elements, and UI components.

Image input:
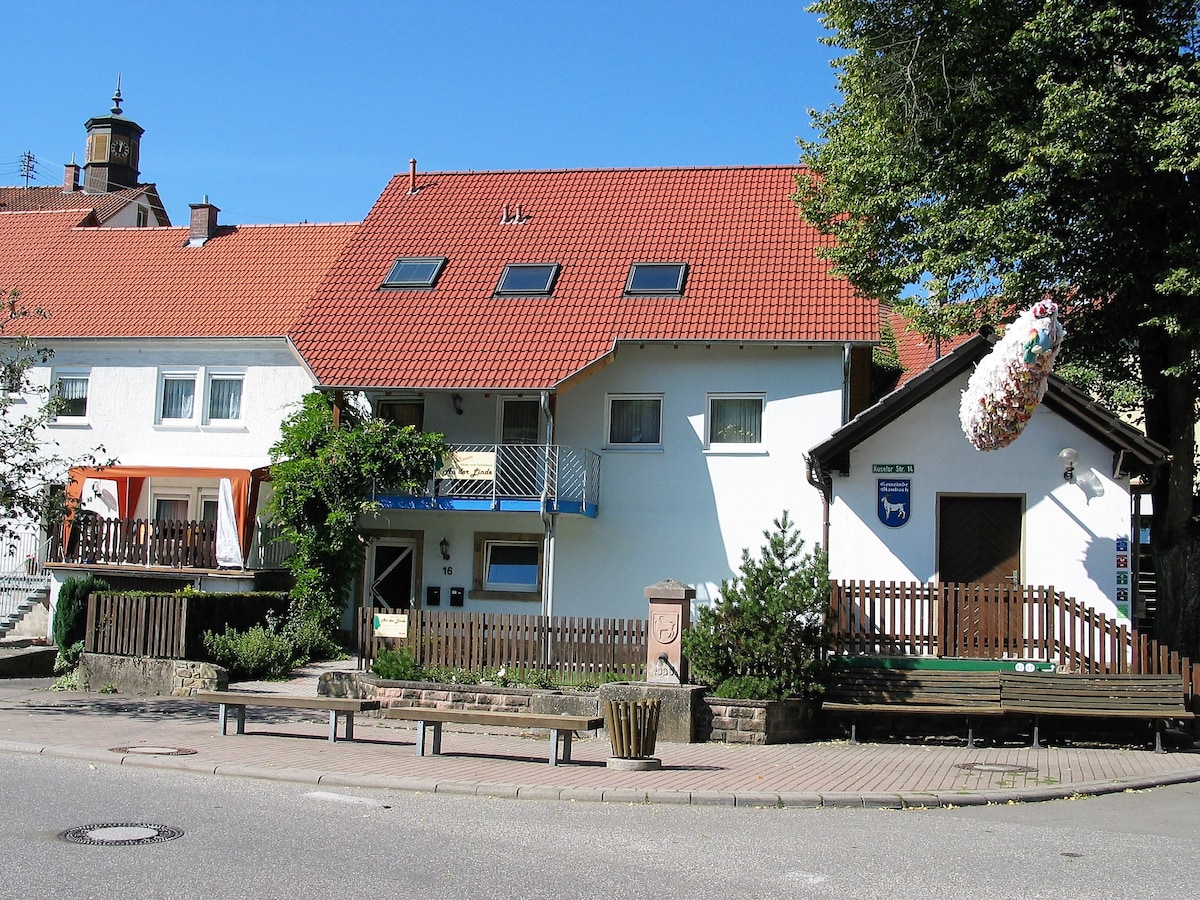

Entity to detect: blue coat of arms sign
[877,479,911,528]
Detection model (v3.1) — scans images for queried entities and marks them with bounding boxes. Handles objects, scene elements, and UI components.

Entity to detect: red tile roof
[0,184,169,225]
[0,209,357,338]
[888,309,973,386]
[290,166,879,390]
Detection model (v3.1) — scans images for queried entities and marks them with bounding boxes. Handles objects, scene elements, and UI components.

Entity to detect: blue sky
[1,1,840,226]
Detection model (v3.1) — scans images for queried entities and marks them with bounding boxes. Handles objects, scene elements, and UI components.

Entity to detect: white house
[806,332,1170,624]
[289,165,879,621]
[0,199,356,628]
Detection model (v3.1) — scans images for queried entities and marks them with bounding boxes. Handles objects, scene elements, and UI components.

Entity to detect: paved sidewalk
[1,660,1198,808]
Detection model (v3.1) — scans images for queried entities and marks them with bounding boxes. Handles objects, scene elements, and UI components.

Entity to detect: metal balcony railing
[374,444,601,516]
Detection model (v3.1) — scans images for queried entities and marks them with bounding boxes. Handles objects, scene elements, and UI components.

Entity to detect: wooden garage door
[938,496,1023,585]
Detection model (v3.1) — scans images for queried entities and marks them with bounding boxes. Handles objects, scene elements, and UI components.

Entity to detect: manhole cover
[955,762,1038,774]
[59,823,184,846]
[110,746,197,756]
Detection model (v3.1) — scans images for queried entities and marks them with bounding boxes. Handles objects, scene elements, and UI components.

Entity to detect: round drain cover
[110,746,197,756]
[60,823,184,846]
[955,762,1038,774]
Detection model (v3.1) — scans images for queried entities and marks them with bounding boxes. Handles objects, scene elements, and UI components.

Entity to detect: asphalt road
[6,753,1198,899]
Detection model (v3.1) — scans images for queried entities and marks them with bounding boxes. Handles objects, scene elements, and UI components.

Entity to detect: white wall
[551,343,843,618]
[826,372,1133,620]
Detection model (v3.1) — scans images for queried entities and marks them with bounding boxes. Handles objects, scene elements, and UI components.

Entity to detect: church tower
[82,76,144,193]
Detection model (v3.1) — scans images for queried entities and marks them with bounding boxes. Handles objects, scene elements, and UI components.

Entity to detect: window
[159,373,196,422]
[136,205,149,227]
[378,399,424,429]
[472,531,543,599]
[52,371,89,420]
[707,395,764,445]
[607,395,662,447]
[495,263,559,296]
[206,374,243,422]
[382,257,446,289]
[625,262,687,295]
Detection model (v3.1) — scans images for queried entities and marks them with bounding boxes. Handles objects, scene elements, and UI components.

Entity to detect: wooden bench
[822,668,1003,748]
[195,691,381,743]
[383,707,605,766]
[999,673,1194,752]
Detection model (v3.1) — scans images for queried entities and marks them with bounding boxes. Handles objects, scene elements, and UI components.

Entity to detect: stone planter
[698,696,820,744]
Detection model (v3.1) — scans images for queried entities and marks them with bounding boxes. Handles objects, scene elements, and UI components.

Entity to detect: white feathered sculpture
[960,300,1065,451]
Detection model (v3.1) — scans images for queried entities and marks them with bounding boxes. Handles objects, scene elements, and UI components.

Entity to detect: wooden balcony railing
[50,516,220,569]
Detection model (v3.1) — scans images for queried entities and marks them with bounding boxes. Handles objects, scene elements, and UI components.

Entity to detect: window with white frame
[472,531,542,599]
[707,394,764,446]
[606,394,662,447]
[52,370,90,421]
[205,373,244,422]
[158,371,197,423]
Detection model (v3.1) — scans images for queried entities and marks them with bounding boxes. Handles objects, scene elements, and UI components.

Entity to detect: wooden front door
[938,495,1023,586]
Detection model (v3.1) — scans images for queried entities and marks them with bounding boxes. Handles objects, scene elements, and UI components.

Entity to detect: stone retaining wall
[79,652,227,697]
[698,697,819,744]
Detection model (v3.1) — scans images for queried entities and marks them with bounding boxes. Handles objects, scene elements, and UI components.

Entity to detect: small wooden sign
[373,613,409,639]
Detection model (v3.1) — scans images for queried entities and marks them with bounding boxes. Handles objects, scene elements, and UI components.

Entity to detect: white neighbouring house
[806,332,1170,625]
[0,201,356,633]
[288,165,879,621]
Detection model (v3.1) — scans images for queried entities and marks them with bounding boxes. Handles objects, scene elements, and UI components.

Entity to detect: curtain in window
[208,378,242,420]
[57,377,88,416]
[710,398,762,443]
[609,398,661,444]
[161,378,195,419]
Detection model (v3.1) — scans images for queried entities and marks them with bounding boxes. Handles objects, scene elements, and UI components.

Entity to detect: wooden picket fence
[358,607,647,685]
[84,592,288,659]
[829,580,1200,698]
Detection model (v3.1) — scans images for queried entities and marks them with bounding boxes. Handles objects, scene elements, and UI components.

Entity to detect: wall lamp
[1058,447,1078,483]
[439,537,451,560]
[451,393,464,415]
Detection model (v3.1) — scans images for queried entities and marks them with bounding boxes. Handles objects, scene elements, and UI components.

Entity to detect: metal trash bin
[604,698,661,761]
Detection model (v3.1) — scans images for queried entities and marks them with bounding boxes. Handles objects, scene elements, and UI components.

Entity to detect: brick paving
[1,664,1198,808]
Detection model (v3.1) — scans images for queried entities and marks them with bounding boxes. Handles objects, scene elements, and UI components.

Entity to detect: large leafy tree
[795,1,1200,653]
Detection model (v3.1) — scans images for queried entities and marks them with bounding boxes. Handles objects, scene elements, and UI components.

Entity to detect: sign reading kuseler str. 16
[872,464,915,474]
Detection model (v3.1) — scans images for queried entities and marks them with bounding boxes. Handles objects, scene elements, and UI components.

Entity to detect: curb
[7,739,1200,809]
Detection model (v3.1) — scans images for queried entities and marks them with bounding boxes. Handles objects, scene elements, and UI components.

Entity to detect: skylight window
[382,257,446,289]
[496,263,560,296]
[625,262,688,295]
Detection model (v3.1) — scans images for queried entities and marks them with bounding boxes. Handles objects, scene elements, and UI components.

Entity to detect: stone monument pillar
[645,578,693,685]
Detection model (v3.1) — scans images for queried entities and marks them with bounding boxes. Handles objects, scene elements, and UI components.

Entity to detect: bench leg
[1031,717,1042,750]
[414,720,428,756]
[327,710,340,743]
[1155,721,1163,754]
[849,718,859,745]
[549,728,572,766]
[966,719,976,750]
[345,712,355,742]
[431,721,442,755]
[217,703,246,736]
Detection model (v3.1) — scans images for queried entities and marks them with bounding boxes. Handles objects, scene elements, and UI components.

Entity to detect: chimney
[408,158,418,194]
[63,161,80,193]
[187,197,220,247]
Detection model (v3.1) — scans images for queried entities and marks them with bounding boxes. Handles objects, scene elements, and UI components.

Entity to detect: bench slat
[383,707,605,731]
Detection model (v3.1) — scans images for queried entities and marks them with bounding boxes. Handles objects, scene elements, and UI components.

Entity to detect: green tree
[795,0,1200,654]
[0,288,105,551]
[268,391,450,654]
[681,512,830,700]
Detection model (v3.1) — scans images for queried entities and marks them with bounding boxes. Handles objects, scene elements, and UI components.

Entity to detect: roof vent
[408,158,418,194]
[500,203,528,225]
[187,197,219,247]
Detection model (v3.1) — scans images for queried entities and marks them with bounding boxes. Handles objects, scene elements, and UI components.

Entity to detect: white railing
[0,529,50,628]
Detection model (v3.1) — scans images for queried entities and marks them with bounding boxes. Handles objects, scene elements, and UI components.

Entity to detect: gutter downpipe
[805,453,833,554]
[540,391,556,623]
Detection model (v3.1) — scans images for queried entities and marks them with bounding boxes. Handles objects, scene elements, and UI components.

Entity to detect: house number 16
[442,566,453,575]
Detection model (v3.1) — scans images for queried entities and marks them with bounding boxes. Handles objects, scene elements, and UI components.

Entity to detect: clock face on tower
[111,137,130,160]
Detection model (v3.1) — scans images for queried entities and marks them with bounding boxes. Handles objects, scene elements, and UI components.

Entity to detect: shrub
[203,624,295,681]
[371,647,424,681]
[52,575,110,667]
[682,511,830,700]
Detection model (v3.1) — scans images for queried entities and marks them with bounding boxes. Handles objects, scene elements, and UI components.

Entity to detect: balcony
[373,444,600,517]
[47,516,293,570]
